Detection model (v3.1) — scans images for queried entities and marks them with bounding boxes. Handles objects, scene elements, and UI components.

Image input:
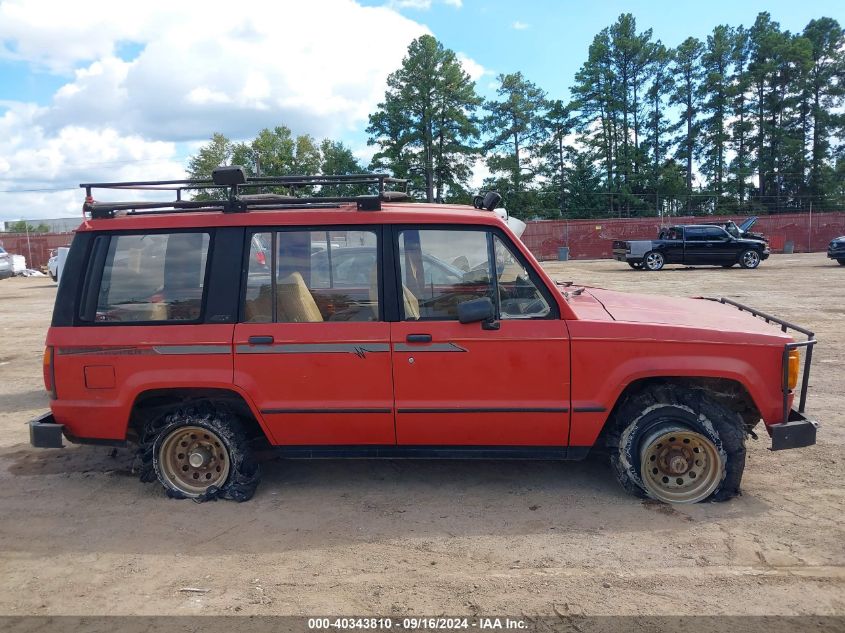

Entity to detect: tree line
[188,12,844,219]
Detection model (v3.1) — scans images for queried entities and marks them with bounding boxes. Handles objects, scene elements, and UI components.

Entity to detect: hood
[738,216,758,232]
[584,287,790,338]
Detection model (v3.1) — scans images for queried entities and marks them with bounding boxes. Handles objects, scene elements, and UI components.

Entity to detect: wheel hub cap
[158,425,231,497]
[639,426,724,503]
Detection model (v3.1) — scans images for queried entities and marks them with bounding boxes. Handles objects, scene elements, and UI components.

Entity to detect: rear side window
[90,232,210,323]
[243,228,380,323]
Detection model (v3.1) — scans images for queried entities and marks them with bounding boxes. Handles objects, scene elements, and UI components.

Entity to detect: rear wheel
[643,251,665,271]
[607,385,746,503]
[739,249,761,269]
[138,403,260,501]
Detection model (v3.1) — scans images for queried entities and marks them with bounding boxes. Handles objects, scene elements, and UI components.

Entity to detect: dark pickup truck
[613,224,770,271]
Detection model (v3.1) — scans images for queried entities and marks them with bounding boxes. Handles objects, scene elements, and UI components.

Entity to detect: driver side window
[398,229,492,320]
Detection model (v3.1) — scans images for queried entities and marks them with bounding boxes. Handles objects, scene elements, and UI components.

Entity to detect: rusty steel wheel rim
[158,425,231,497]
[639,426,723,504]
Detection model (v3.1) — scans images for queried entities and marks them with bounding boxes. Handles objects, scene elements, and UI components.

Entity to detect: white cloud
[0,102,184,220]
[511,21,529,30]
[0,0,435,217]
[456,53,486,82]
[2,0,429,142]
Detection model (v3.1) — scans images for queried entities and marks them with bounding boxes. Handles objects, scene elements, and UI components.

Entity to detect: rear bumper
[769,409,819,451]
[29,412,64,448]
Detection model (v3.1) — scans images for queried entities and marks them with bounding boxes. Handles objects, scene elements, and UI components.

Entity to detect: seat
[276,272,323,323]
[368,265,420,320]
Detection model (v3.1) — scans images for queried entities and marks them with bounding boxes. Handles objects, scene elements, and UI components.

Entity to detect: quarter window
[94,232,210,322]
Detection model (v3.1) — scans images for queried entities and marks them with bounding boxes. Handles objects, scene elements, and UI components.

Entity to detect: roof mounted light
[473,191,502,211]
[212,165,247,186]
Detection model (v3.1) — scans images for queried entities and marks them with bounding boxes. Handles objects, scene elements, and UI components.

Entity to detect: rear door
[51,229,236,441]
[232,226,395,446]
[389,226,571,447]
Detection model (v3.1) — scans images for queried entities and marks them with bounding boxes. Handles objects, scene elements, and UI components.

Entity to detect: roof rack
[80,167,409,219]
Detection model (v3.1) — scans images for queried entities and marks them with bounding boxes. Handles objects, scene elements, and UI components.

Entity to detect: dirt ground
[0,253,842,617]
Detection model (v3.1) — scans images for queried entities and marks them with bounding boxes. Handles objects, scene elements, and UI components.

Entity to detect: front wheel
[138,404,260,501]
[607,385,746,503]
[739,249,761,269]
[643,251,665,271]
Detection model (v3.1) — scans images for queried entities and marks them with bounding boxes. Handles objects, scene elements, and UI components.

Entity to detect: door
[53,230,234,441]
[233,227,395,445]
[390,227,571,446]
[660,227,685,264]
[688,227,736,264]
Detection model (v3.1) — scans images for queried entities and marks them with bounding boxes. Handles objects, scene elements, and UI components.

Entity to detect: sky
[0,0,842,221]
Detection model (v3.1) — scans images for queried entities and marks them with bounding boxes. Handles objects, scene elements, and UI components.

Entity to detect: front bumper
[769,409,819,450]
[29,412,64,448]
[828,246,845,259]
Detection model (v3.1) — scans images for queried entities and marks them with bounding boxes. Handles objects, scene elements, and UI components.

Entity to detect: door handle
[406,333,432,343]
[248,335,274,345]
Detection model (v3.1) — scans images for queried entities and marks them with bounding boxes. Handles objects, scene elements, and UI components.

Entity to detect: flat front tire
[643,251,665,271]
[138,404,260,501]
[739,249,761,269]
[607,385,746,503]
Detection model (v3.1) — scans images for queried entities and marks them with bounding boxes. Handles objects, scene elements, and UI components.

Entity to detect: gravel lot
[0,253,842,617]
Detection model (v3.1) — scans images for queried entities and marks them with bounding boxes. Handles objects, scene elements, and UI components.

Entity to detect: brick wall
[0,233,75,269]
[522,212,845,260]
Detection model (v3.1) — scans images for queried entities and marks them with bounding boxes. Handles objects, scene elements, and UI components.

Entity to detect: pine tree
[482,72,547,215]
[699,25,734,208]
[669,37,704,213]
[367,35,481,202]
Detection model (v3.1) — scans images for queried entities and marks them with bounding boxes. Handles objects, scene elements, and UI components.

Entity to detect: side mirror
[457,297,499,330]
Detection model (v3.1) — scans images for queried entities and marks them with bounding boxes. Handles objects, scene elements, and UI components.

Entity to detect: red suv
[30,168,819,504]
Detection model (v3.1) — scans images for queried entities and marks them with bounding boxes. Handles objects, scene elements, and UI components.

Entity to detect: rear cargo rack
[702,297,816,424]
[80,169,409,218]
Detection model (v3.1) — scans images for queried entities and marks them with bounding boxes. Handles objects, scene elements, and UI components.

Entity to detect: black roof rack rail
[80,168,409,219]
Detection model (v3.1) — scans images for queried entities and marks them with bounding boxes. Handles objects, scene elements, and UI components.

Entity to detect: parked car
[0,247,12,280]
[613,224,770,270]
[828,236,845,265]
[29,168,819,505]
[47,251,59,281]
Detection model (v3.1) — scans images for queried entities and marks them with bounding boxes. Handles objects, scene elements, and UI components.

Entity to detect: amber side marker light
[788,348,800,390]
[43,346,57,399]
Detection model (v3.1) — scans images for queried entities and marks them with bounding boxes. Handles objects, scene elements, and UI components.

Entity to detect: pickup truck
[613,224,770,271]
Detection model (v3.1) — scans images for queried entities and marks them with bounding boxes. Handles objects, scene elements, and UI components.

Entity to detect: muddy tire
[606,384,746,503]
[643,251,664,271]
[137,403,260,502]
[739,249,761,269]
